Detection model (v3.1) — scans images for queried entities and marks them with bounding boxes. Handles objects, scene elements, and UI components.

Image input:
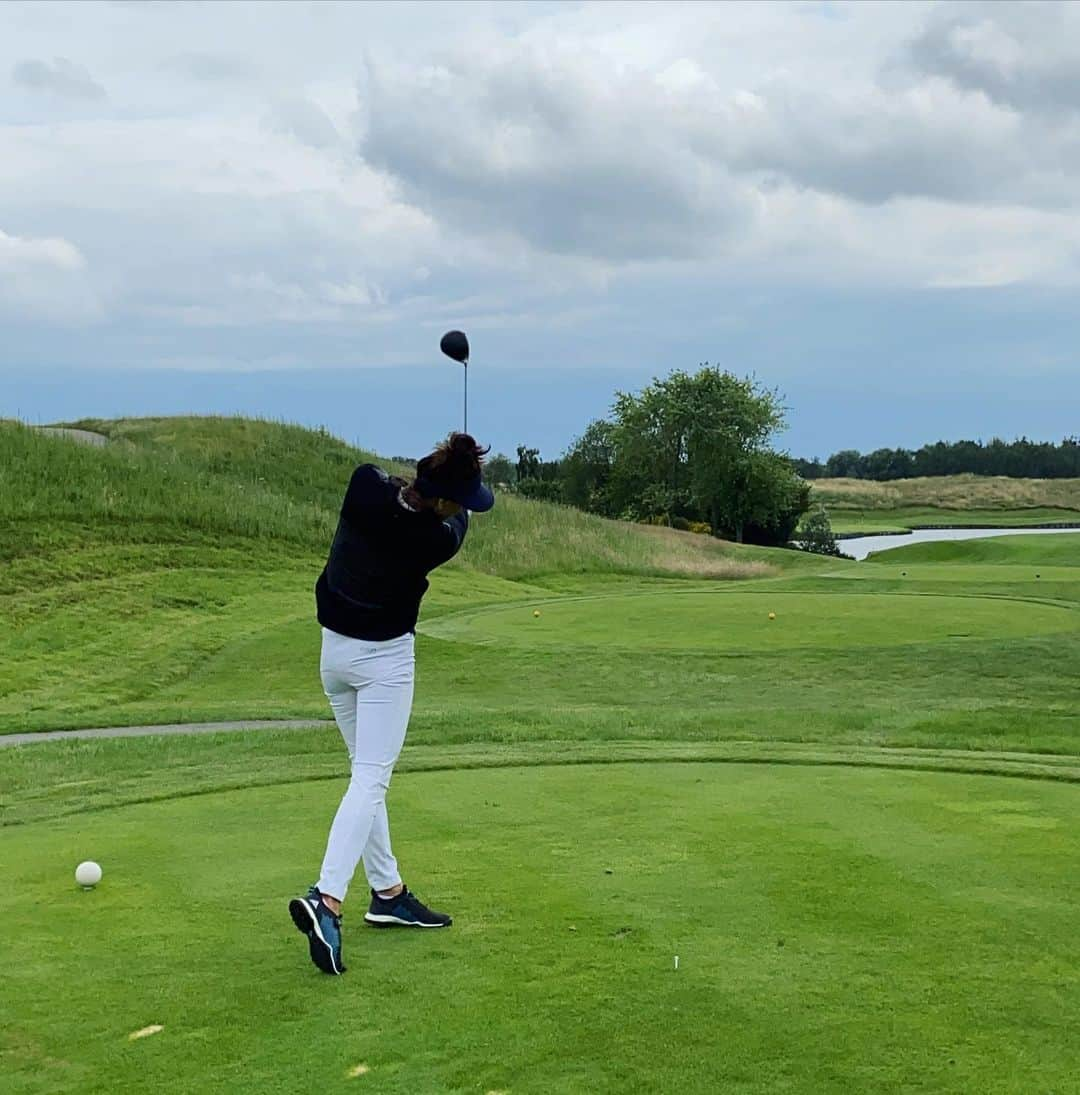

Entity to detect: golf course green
[420,588,1078,650]
[2,419,1079,1093]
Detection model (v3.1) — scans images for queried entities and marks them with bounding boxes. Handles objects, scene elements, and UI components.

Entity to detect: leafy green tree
[678,369,790,542]
[586,366,800,542]
[793,457,824,479]
[562,420,616,514]
[796,505,842,556]
[515,445,541,482]
[604,378,695,523]
[483,453,516,488]
[743,467,811,546]
[825,449,864,478]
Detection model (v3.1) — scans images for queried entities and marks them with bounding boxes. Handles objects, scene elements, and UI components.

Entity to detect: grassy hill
[3,416,1078,746]
[0,416,825,733]
[812,474,1080,534]
[867,531,1080,566]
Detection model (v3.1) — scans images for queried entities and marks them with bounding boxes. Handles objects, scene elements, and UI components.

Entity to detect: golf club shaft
[464,362,468,435]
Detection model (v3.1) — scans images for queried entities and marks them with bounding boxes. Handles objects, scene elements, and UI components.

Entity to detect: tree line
[794,437,1080,481]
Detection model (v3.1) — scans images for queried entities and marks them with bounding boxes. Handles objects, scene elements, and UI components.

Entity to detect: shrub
[796,505,842,556]
[516,477,565,504]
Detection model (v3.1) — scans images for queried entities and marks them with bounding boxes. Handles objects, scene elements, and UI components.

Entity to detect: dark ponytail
[416,432,490,490]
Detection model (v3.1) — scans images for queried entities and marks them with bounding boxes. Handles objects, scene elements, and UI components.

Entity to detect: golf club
[440,330,470,433]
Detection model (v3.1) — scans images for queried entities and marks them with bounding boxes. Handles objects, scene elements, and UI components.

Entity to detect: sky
[2,0,1079,462]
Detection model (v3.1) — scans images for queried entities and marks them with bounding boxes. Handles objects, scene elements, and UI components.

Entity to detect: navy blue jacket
[316,465,469,640]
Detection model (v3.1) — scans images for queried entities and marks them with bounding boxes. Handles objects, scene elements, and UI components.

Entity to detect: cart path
[0,720,334,747]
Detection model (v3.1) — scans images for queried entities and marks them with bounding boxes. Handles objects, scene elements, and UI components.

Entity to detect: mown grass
[868,531,1080,566]
[3,420,1080,1094]
[5,763,1079,1095]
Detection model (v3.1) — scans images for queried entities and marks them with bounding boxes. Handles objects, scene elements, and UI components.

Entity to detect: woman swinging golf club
[290,432,494,975]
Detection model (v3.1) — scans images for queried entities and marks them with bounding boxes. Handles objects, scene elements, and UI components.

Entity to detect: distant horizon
[6,361,1075,467]
[4,2,1080,470]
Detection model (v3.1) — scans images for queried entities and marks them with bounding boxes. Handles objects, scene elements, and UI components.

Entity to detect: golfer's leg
[317,638,414,902]
[362,801,401,894]
[320,628,359,762]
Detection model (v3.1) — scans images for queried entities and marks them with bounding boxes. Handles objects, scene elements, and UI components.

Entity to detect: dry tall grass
[461,492,774,580]
[811,475,1080,511]
[4,417,777,584]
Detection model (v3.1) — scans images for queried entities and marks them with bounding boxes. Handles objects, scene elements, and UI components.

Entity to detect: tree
[603,378,695,522]
[516,477,564,503]
[793,457,824,479]
[483,453,516,488]
[515,445,541,482]
[744,469,811,546]
[562,420,616,514]
[678,369,791,542]
[796,505,842,556]
[577,367,801,541]
[825,449,864,478]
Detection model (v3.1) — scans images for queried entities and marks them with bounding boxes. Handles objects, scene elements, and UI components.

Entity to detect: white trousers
[317,627,415,901]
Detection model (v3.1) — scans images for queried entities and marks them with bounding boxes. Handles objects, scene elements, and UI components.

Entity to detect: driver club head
[440,329,469,365]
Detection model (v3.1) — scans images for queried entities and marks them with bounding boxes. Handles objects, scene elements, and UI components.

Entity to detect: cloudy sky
[3,0,1079,461]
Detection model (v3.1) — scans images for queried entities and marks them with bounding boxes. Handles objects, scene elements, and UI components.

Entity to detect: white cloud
[0,228,100,320]
[11,57,106,99]
[1,0,1079,365]
[0,228,85,272]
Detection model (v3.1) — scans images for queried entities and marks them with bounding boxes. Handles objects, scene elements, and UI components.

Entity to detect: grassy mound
[868,532,1080,566]
[0,416,825,733]
[3,415,1078,750]
[1,416,786,584]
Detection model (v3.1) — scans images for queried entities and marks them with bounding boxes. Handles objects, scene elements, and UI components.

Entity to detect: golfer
[289,432,494,975]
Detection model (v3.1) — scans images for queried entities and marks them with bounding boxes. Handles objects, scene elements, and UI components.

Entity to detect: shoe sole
[289,898,345,975]
[364,913,452,928]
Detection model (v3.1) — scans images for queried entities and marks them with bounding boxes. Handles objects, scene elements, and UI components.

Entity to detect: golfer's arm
[425,511,469,568]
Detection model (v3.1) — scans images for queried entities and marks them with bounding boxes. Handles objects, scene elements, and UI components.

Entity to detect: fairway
[824,564,1080,583]
[868,532,1080,567]
[421,589,1080,650]
[5,420,1080,1094]
[4,761,1079,1095]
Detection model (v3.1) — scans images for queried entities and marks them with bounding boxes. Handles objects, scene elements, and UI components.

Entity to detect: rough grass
[2,416,790,584]
[812,474,1080,511]
[462,494,776,581]
[829,507,1080,535]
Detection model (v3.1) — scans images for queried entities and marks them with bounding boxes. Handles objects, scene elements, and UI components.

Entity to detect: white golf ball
[75,861,102,887]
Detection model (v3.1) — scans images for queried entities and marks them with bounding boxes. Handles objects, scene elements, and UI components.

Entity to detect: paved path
[31,426,109,447]
[0,720,334,747]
